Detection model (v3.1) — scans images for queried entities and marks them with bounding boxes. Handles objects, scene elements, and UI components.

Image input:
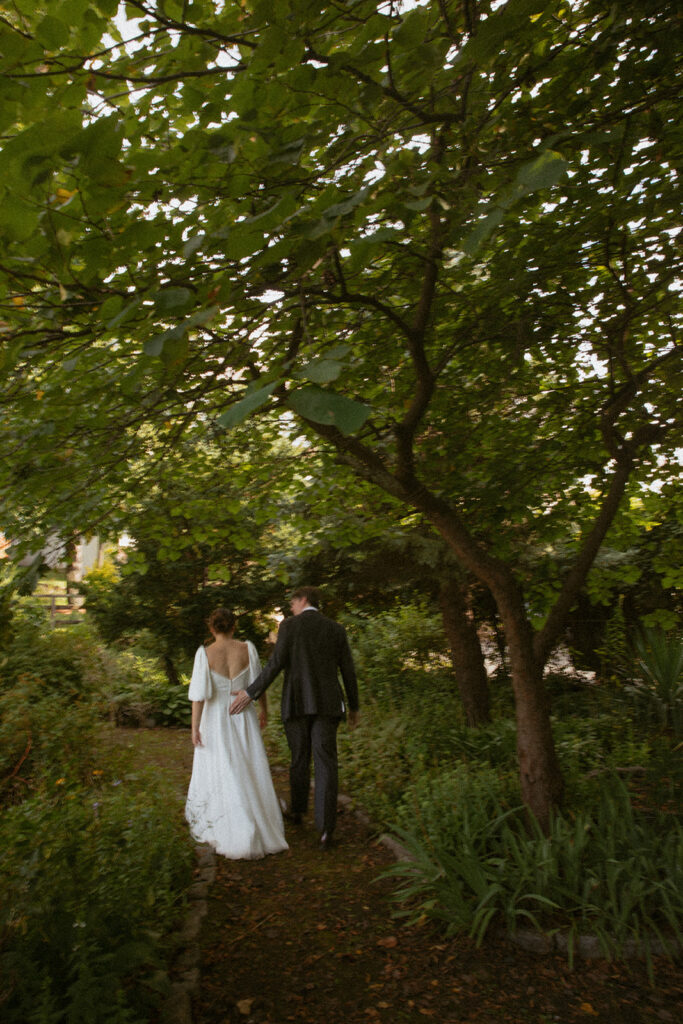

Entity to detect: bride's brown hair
[207,608,236,634]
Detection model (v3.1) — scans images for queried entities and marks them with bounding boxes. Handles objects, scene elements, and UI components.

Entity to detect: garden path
[120,728,682,1024]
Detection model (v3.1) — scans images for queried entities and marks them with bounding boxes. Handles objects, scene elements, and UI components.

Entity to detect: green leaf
[223,224,264,261]
[287,386,371,436]
[462,207,504,256]
[144,330,178,358]
[154,287,194,314]
[403,196,433,212]
[217,380,281,428]
[321,187,372,222]
[183,233,206,258]
[295,357,344,385]
[463,151,568,254]
[35,15,70,50]
[105,299,140,330]
[515,150,569,191]
[144,305,218,358]
[393,8,431,48]
[0,193,39,241]
[458,0,549,65]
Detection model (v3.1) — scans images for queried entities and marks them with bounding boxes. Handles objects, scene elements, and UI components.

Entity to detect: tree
[1,0,680,827]
[79,423,299,677]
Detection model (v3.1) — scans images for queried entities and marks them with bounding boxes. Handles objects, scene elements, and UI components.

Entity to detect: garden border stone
[160,842,215,1024]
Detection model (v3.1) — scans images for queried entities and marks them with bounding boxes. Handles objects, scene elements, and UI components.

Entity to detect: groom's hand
[230,691,252,715]
[348,710,360,730]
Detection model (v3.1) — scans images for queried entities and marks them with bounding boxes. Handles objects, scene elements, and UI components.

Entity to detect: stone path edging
[161,843,216,1024]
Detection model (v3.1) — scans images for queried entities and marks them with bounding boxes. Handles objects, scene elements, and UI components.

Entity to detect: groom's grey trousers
[284,714,340,835]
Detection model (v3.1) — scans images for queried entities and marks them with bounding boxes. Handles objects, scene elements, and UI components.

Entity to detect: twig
[224,910,279,947]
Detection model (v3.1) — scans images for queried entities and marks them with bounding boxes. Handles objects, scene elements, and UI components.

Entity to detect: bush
[99,648,191,728]
[1,602,191,730]
[0,778,193,1023]
[0,604,108,702]
[0,593,194,1022]
[346,604,449,707]
[393,763,516,848]
[338,710,414,824]
[0,677,100,806]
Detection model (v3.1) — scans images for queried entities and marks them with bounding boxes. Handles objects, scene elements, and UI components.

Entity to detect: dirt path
[114,729,682,1024]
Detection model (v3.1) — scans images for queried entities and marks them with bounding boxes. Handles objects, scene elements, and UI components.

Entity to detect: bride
[185,607,288,859]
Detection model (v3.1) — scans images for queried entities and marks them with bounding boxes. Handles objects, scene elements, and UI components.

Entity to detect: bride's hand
[192,728,202,747]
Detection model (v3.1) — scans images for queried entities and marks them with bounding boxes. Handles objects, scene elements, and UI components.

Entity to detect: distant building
[3,532,104,578]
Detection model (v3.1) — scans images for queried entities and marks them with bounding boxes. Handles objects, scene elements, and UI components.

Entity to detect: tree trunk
[496,593,564,831]
[438,576,491,726]
[509,656,564,831]
[162,654,181,688]
[421,500,564,830]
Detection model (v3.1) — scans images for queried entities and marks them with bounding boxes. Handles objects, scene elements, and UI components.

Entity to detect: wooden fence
[35,593,86,625]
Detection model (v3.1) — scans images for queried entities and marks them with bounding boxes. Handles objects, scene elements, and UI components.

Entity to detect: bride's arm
[191,701,204,746]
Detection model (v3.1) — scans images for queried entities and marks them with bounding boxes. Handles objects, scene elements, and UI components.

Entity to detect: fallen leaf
[237,998,255,1015]
[377,935,398,948]
[580,1004,598,1016]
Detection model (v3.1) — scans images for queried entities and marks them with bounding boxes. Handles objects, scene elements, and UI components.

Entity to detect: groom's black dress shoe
[319,832,334,851]
[283,810,303,825]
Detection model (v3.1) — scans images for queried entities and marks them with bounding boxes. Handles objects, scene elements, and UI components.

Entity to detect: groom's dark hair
[291,586,321,609]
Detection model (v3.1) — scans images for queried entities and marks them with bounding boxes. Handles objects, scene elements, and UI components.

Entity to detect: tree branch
[533,458,632,666]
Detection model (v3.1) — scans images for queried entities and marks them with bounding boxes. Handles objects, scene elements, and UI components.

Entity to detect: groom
[230,587,359,850]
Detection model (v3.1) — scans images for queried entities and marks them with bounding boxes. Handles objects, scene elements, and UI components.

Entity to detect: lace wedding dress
[185,642,288,859]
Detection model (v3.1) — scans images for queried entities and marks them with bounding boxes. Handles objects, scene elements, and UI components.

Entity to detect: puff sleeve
[188,645,213,701]
[246,640,262,689]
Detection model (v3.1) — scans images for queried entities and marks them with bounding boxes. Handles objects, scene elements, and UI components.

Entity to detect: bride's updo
[207,607,236,635]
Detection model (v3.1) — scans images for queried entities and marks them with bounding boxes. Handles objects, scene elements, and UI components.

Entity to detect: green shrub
[101,649,191,727]
[0,607,108,702]
[338,709,414,824]
[0,677,99,806]
[595,603,632,685]
[0,779,193,1023]
[346,604,449,707]
[1,601,190,730]
[0,592,194,1021]
[393,763,516,848]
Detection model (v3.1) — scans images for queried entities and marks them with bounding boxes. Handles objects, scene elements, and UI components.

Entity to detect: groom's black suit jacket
[246,610,359,722]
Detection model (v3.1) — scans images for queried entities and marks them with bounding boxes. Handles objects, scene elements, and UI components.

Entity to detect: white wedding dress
[185,642,288,859]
